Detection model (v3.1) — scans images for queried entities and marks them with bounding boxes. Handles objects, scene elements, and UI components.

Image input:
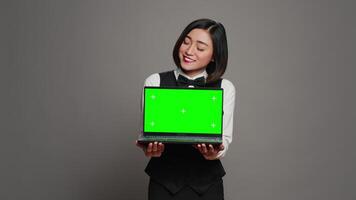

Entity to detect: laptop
[137,86,224,144]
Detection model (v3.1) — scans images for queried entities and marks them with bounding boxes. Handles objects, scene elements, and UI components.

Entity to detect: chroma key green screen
[144,87,223,134]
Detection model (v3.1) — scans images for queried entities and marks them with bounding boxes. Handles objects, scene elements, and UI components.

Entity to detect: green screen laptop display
[144,87,223,135]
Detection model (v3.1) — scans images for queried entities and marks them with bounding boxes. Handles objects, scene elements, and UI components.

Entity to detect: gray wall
[1,0,355,199]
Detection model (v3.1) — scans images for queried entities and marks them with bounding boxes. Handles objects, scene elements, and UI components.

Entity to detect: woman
[136,18,236,200]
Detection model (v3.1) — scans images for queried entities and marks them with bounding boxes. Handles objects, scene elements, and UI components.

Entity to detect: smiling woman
[136,18,236,200]
[178,29,214,77]
[173,19,228,83]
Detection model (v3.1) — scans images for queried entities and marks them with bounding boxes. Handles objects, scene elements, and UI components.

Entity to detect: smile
[183,56,196,63]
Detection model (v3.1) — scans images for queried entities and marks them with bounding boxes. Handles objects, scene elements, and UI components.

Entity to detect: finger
[196,144,201,150]
[153,142,158,152]
[153,144,162,157]
[197,144,203,153]
[157,143,162,152]
[201,143,208,153]
[147,143,153,153]
[219,144,225,151]
[157,142,164,152]
[208,144,215,153]
[135,140,144,149]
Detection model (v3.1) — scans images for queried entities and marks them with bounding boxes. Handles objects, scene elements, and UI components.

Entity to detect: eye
[183,37,190,45]
[197,45,205,51]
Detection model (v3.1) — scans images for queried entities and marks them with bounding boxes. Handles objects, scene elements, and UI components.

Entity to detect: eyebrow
[186,36,209,46]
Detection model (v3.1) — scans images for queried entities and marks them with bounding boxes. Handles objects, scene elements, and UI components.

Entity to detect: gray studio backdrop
[2,0,355,200]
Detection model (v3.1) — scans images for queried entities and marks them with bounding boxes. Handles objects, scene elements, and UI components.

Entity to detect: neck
[181,68,206,78]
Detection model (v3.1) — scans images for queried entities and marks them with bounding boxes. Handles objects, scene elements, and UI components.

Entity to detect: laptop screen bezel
[143,86,224,138]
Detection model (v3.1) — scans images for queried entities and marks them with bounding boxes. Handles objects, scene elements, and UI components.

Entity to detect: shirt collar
[174,67,208,80]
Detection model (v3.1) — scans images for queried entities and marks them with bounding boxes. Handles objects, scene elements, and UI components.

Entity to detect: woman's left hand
[194,143,224,160]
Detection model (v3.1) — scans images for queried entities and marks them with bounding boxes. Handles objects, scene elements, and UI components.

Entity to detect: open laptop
[137,86,223,144]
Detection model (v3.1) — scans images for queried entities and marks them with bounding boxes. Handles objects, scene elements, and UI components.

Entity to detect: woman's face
[179,28,214,77]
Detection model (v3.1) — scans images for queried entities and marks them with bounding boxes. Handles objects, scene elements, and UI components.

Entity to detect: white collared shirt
[141,68,236,158]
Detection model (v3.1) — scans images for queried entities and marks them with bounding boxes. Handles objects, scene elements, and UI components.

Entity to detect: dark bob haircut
[173,18,228,83]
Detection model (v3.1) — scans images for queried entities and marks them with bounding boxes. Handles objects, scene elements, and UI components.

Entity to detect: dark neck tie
[177,74,206,87]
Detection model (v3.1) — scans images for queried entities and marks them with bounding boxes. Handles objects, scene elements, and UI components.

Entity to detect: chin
[180,62,199,71]
[181,65,200,72]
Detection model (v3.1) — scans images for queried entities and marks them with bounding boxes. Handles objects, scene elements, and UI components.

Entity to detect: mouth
[183,55,196,63]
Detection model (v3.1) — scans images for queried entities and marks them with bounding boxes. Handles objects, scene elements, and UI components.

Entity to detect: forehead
[186,28,212,44]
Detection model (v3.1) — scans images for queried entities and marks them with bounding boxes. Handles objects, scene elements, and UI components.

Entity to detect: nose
[185,44,195,55]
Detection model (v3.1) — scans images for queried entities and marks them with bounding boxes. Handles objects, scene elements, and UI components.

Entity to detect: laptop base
[137,135,222,145]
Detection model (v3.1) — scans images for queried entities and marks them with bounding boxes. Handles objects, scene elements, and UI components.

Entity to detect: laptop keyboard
[143,135,222,143]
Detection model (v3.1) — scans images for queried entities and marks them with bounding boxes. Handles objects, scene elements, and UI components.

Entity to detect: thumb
[219,144,225,151]
[135,140,145,149]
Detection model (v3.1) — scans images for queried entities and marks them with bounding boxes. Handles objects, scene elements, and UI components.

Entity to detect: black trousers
[148,178,224,200]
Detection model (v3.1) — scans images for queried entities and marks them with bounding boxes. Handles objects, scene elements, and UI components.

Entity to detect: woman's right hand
[135,141,165,157]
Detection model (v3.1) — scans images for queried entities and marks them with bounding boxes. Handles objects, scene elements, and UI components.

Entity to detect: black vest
[144,70,226,195]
